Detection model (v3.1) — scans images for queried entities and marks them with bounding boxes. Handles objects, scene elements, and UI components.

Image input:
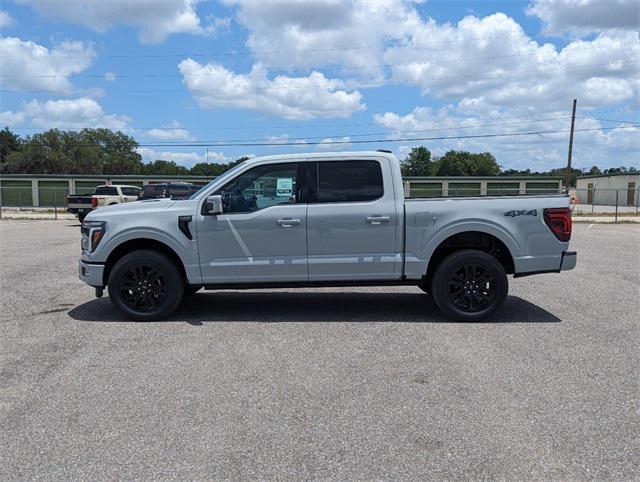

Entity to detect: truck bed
[66,195,93,212]
[403,194,572,278]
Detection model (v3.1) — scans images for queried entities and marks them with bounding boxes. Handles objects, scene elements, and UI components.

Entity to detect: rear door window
[95,186,118,195]
[121,187,141,196]
[169,185,194,199]
[317,160,383,203]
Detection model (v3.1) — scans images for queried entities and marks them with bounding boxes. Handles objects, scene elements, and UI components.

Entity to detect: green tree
[0,127,22,165]
[190,156,250,177]
[435,150,501,176]
[400,147,432,176]
[85,129,144,175]
[2,128,144,175]
[144,160,190,176]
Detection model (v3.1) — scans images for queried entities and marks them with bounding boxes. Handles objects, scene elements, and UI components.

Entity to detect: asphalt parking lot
[1,220,638,479]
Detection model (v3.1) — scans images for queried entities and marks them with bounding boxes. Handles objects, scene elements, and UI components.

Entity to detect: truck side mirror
[204,194,224,215]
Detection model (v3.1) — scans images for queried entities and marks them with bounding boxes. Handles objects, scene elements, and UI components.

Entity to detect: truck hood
[86,198,180,219]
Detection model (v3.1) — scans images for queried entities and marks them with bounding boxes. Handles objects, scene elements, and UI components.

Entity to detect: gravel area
[1,220,638,479]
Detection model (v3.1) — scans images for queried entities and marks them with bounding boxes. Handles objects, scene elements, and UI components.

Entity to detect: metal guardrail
[0,187,70,220]
[1,186,638,222]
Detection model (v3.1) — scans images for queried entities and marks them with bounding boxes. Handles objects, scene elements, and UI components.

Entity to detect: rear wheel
[431,249,508,322]
[108,250,184,321]
[77,212,87,223]
[417,280,430,294]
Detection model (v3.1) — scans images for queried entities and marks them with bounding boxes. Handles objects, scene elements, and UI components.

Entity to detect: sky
[0,0,638,171]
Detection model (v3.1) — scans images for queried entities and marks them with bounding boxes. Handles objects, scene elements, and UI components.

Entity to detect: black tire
[431,249,508,322]
[184,285,202,296]
[77,212,87,223]
[108,250,184,321]
[417,280,430,294]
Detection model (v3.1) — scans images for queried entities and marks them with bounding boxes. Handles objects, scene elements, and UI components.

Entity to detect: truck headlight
[81,221,105,252]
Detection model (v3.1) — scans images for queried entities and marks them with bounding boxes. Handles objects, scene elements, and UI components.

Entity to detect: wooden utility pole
[565,98,577,192]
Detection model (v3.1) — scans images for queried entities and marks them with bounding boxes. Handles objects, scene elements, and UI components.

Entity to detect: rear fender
[404,219,521,279]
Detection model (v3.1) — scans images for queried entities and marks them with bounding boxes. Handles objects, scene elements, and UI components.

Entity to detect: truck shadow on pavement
[68,291,561,324]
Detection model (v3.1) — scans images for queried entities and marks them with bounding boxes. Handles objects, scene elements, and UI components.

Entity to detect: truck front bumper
[78,259,105,287]
[560,250,577,271]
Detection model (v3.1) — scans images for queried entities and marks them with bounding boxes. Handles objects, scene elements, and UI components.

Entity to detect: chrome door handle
[277,218,301,228]
[366,216,390,225]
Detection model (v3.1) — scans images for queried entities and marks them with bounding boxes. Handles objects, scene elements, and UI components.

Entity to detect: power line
[3,111,578,132]
[1,114,579,139]
[5,111,636,135]
[0,33,565,60]
[138,116,576,144]
[135,126,640,147]
[591,117,640,123]
[2,26,638,60]
[3,44,634,79]
[8,126,636,149]
[2,61,633,95]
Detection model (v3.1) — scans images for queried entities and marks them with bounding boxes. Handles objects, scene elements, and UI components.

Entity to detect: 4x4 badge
[504,209,537,217]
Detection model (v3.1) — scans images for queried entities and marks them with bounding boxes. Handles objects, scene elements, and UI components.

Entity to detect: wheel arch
[422,230,515,291]
[103,238,187,286]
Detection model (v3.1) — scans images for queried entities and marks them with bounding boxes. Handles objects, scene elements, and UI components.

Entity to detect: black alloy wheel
[119,264,168,312]
[447,263,496,312]
[431,249,508,321]
[108,250,184,321]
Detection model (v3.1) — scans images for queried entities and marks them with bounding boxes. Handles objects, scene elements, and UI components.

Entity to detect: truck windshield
[188,161,249,200]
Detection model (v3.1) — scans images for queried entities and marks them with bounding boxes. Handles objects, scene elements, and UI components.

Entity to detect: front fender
[87,226,202,285]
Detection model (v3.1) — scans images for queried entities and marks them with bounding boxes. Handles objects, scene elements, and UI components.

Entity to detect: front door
[306,159,401,281]
[196,162,308,284]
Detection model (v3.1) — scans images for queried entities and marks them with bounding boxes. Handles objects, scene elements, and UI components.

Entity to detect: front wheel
[431,249,508,322]
[184,285,202,296]
[108,250,184,321]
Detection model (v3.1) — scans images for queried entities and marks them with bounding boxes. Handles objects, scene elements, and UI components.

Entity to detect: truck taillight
[543,207,572,242]
[91,197,98,208]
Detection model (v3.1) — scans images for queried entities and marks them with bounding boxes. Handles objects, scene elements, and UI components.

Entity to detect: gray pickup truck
[79,151,576,321]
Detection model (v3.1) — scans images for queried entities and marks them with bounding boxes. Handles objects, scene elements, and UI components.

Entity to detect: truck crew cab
[79,151,576,321]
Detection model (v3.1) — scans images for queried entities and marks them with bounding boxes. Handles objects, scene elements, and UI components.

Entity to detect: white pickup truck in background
[91,185,141,209]
[67,184,141,222]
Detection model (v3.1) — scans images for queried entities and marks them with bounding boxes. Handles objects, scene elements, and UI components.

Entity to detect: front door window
[215,163,298,213]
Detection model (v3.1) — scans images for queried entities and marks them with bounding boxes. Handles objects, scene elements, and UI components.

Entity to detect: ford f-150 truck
[79,151,576,321]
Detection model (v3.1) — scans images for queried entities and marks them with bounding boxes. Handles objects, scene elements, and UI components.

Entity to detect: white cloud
[0,37,95,93]
[15,0,230,44]
[224,2,638,115]
[136,147,229,167]
[374,104,640,170]
[146,121,194,140]
[317,136,352,149]
[224,0,420,81]
[527,0,639,35]
[0,110,26,126]
[0,10,13,28]
[178,59,365,120]
[266,134,291,144]
[0,98,130,129]
[383,14,640,112]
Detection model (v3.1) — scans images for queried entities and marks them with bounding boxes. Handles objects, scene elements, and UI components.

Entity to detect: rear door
[121,186,141,202]
[306,158,400,280]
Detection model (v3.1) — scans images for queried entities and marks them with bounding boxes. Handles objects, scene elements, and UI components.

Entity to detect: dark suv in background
[138,182,201,200]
